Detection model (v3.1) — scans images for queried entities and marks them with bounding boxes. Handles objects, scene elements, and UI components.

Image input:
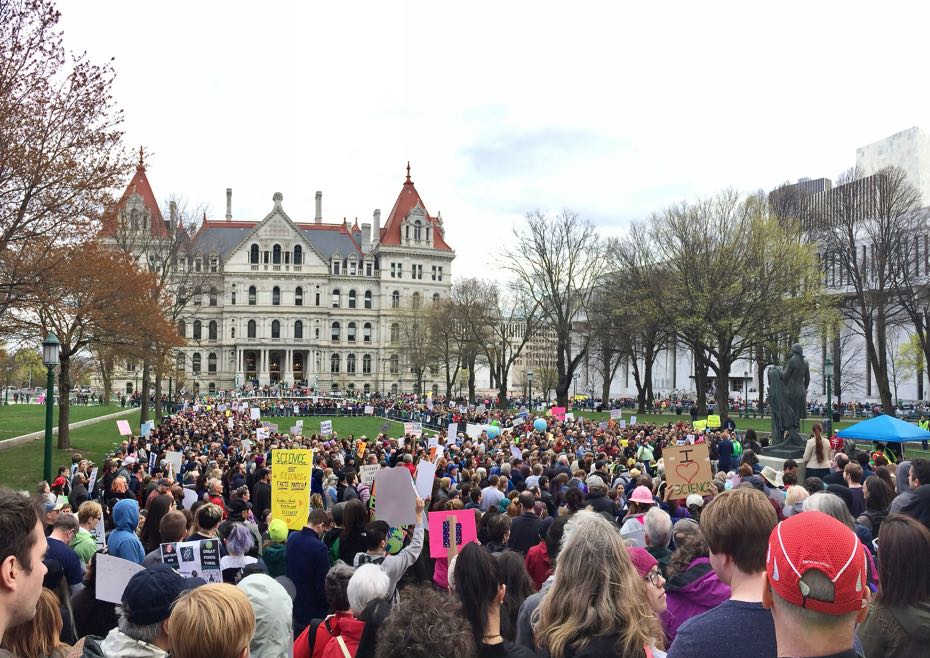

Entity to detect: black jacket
[584,491,618,519]
[508,512,543,556]
[252,480,272,518]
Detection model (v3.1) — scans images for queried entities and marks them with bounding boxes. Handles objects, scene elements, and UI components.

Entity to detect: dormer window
[414,221,422,241]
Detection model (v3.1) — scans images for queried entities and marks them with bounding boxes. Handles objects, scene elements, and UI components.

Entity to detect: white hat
[686,494,705,508]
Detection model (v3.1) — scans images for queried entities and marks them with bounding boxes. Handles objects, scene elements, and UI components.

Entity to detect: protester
[890,458,928,513]
[71,502,102,567]
[142,511,187,567]
[619,485,655,547]
[515,515,568,651]
[348,562,393,658]
[802,423,832,479]
[494,550,536,643]
[857,475,892,537]
[508,492,543,555]
[288,508,331,637]
[167,583,255,658]
[0,489,47,656]
[782,485,809,517]
[262,518,289,578]
[626,547,668,640]
[140,495,174,554]
[843,463,866,517]
[643,507,673,576]
[667,488,778,658]
[374,585,475,658]
[662,529,729,645]
[0,588,70,658]
[107,499,144,564]
[763,511,869,658]
[352,497,425,602]
[220,523,263,583]
[534,510,663,657]
[45,515,84,595]
[238,573,293,658]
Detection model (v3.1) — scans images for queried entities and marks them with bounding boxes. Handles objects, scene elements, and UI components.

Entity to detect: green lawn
[0,413,424,492]
[0,403,127,440]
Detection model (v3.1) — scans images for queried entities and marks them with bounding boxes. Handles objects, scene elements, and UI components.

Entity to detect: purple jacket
[662,557,731,645]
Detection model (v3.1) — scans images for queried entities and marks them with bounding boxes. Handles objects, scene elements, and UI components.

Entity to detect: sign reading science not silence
[663,444,714,499]
[272,449,313,530]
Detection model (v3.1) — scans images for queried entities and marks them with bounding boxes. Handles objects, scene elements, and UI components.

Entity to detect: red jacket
[525,540,552,591]
[294,612,365,658]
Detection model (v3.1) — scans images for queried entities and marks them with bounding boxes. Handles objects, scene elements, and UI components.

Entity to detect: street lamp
[573,373,578,401]
[42,333,60,483]
[4,366,11,406]
[825,354,833,417]
[527,370,534,410]
[743,370,748,415]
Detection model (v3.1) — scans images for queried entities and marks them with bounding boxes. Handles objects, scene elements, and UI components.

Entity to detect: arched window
[390,323,400,343]
[364,383,371,393]
[391,291,400,309]
[208,320,217,340]
[294,320,303,339]
[248,286,256,305]
[293,245,303,265]
[362,354,372,374]
[177,320,186,338]
[412,292,421,309]
[193,320,202,340]
[272,286,281,306]
[330,353,340,373]
[332,289,341,308]
[432,384,439,396]
[208,353,217,373]
[363,322,372,343]
[331,322,341,341]
[295,286,303,306]
[247,320,256,338]
[414,221,422,241]
[432,293,440,305]
[391,383,398,395]
[389,354,399,374]
[364,290,372,309]
[347,353,357,374]
[209,287,218,306]
[130,209,139,230]
[176,354,185,371]
[348,290,357,308]
[250,244,260,264]
[271,320,280,339]
[192,353,202,373]
[272,244,282,264]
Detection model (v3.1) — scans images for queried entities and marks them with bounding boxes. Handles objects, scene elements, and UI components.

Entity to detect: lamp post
[573,373,578,401]
[825,354,833,417]
[168,376,173,413]
[42,333,60,484]
[743,370,748,416]
[4,366,10,406]
[527,370,534,410]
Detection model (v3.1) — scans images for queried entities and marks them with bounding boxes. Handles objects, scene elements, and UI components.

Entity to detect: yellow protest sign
[693,420,707,431]
[271,449,313,530]
[357,440,366,459]
[707,415,721,428]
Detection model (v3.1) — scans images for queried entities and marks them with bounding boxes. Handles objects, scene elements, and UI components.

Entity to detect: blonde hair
[1,588,68,658]
[168,584,255,658]
[78,500,103,525]
[785,485,809,506]
[533,510,663,657]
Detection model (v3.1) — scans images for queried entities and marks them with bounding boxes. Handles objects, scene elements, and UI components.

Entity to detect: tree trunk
[154,371,163,418]
[140,357,151,423]
[644,352,655,410]
[99,354,113,405]
[694,352,709,416]
[57,355,72,450]
[867,313,893,412]
[467,367,476,404]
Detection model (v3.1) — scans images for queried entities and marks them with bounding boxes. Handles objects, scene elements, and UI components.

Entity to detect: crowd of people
[3,395,930,657]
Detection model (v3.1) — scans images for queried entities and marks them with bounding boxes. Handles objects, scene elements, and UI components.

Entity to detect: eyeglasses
[645,568,664,587]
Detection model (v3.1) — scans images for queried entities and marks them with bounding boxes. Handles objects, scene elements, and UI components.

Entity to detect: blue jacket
[108,499,145,564]
[286,527,329,625]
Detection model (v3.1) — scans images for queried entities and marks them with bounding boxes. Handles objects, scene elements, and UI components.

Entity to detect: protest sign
[96,554,146,603]
[160,539,222,583]
[257,428,270,440]
[182,488,200,510]
[90,515,105,550]
[551,406,566,421]
[250,407,260,420]
[465,423,482,440]
[218,404,227,412]
[565,412,575,422]
[404,422,423,437]
[357,440,366,458]
[609,409,623,420]
[295,419,303,429]
[140,420,154,438]
[510,445,523,461]
[427,509,478,555]
[598,421,609,430]
[241,439,252,453]
[447,423,458,439]
[630,415,638,425]
[664,444,714,499]
[429,444,444,461]
[320,420,333,436]
[693,419,707,431]
[227,417,234,430]
[116,420,133,436]
[374,467,417,527]
[618,419,627,429]
[428,435,439,448]
[415,460,437,498]
[164,450,183,475]
[272,449,313,530]
[87,466,99,495]
[148,451,156,472]
[289,426,300,436]
[269,424,279,432]
[364,405,375,415]
[359,464,380,487]
[707,414,721,428]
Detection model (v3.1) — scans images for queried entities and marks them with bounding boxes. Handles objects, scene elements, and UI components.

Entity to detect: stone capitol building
[102,157,455,397]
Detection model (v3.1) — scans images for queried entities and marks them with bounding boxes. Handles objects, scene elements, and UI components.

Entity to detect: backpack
[353,553,385,567]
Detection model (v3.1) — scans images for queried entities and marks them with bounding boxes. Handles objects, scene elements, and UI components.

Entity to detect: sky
[58,0,930,280]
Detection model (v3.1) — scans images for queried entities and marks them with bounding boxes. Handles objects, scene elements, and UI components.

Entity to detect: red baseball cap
[766,511,868,615]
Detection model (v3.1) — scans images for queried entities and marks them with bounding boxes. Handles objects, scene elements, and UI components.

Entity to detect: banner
[693,419,707,431]
[320,420,333,436]
[663,444,714,499]
[87,467,99,496]
[404,422,423,437]
[707,414,721,428]
[272,449,314,530]
[364,405,375,415]
[160,538,222,583]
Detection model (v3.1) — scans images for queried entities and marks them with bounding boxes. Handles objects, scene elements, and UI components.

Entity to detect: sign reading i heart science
[663,444,714,499]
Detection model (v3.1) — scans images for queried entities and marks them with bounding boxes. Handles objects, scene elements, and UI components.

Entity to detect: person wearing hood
[108,499,145,564]
[237,573,293,658]
[663,530,731,645]
[858,513,930,657]
[890,459,927,514]
[76,564,204,658]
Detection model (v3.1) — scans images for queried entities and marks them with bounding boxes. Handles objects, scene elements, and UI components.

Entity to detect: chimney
[169,200,178,227]
[315,191,322,223]
[372,209,381,247]
[361,222,371,252]
[225,188,232,221]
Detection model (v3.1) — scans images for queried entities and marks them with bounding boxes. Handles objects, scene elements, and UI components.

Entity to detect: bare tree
[814,166,922,412]
[505,210,606,406]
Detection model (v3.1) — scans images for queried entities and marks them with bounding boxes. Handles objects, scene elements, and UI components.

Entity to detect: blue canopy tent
[836,414,930,444]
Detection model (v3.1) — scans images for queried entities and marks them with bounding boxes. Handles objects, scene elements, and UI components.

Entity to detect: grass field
[0,403,127,440]
[0,412,425,492]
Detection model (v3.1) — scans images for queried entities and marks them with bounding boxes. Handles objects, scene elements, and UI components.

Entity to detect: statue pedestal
[761,444,805,460]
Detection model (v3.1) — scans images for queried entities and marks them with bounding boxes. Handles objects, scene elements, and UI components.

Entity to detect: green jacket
[71,528,97,566]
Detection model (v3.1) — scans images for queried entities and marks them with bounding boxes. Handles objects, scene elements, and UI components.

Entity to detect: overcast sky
[60,1,930,280]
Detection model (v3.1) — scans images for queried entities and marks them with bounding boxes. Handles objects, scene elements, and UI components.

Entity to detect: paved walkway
[0,408,137,453]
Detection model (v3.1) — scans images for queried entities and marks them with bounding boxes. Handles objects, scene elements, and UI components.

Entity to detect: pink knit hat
[630,485,655,505]
[626,546,658,579]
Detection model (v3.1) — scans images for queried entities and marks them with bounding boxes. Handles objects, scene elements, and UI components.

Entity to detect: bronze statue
[767,343,810,451]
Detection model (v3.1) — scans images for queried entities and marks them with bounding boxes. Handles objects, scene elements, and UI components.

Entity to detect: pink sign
[116,420,132,436]
[551,406,566,421]
[428,509,477,555]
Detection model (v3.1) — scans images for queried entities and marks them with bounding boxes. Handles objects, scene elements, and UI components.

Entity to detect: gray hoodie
[238,573,293,658]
